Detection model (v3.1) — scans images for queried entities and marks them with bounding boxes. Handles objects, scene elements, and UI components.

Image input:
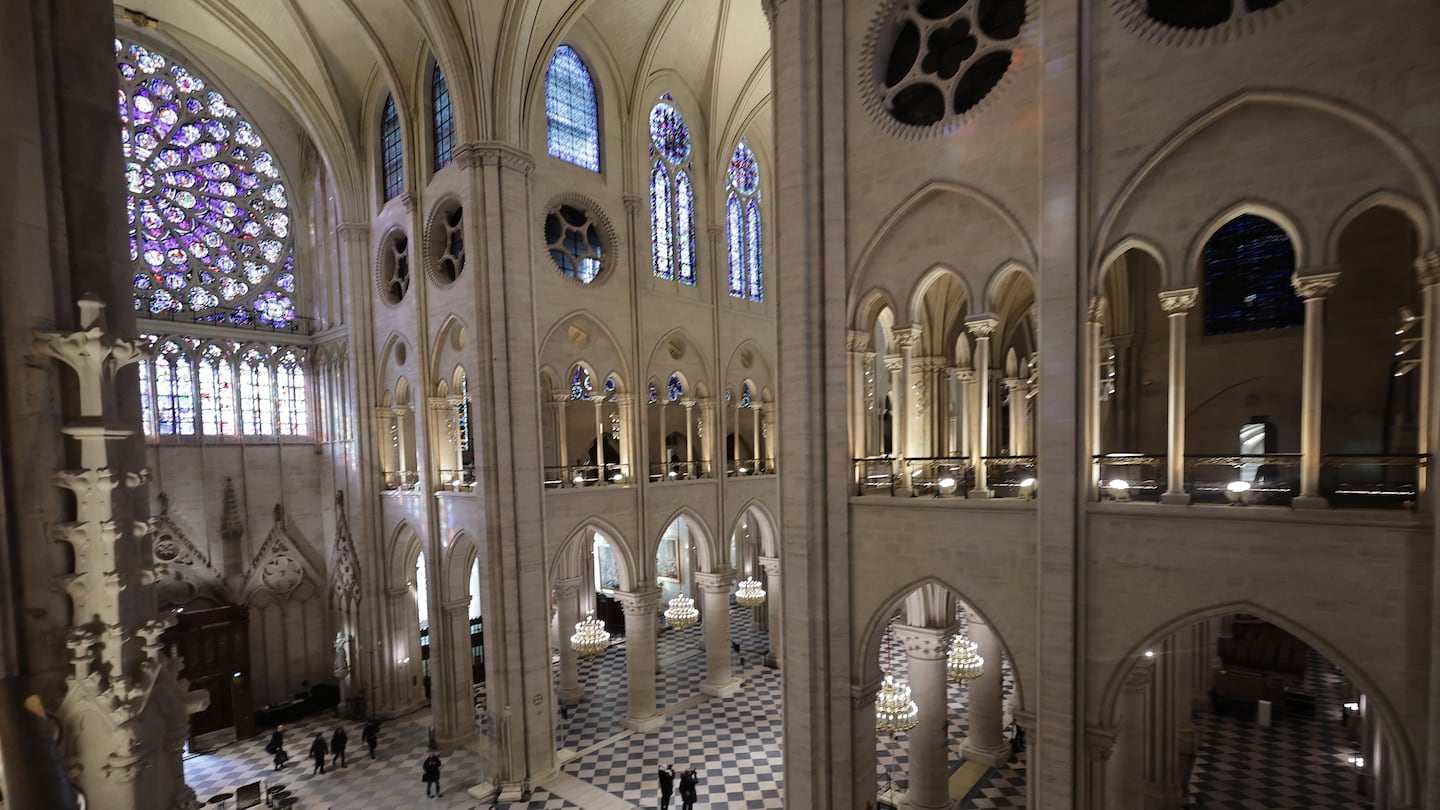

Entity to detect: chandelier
[874,672,919,736]
[735,577,766,607]
[570,612,611,658]
[948,634,985,681]
[664,594,699,629]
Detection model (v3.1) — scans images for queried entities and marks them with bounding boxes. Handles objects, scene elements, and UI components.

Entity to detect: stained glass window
[381,94,404,201]
[649,383,659,404]
[198,344,237,436]
[604,374,617,400]
[138,358,156,437]
[545,46,600,172]
[116,40,296,327]
[741,383,753,409]
[276,350,308,436]
[1202,214,1301,336]
[571,365,593,400]
[432,64,454,171]
[648,99,696,285]
[458,372,471,453]
[726,141,763,301]
[239,348,274,434]
[667,374,684,402]
[155,341,195,436]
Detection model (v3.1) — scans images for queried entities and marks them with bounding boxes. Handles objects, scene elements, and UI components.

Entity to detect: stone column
[1293,270,1342,508]
[1157,289,1197,505]
[1004,378,1026,456]
[658,395,669,475]
[752,402,762,466]
[959,369,978,473]
[616,589,664,730]
[966,316,999,498]
[960,613,1011,765]
[394,405,413,483]
[615,394,635,482]
[696,396,714,475]
[894,327,921,493]
[593,399,605,472]
[893,625,954,810]
[696,571,741,697]
[550,394,569,477]
[1108,659,1152,810]
[554,577,584,703]
[848,330,871,460]
[1089,297,1106,491]
[434,598,477,745]
[759,556,782,667]
[1086,731,1116,810]
[1143,638,1183,810]
[1416,252,1439,494]
[944,368,962,457]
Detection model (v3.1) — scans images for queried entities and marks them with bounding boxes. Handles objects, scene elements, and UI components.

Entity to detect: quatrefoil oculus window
[873,0,1026,129]
[381,232,410,304]
[545,203,605,284]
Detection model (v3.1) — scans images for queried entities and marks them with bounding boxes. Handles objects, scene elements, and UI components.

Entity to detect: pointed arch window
[432,64,455,171]
[649,98,696,285]
[571,365,594,401]
[1202,214,1301,335]
[726,141,763,301]
[276,349,308,436]
[198,345,237,436]
[155,341,196,436]
[667,374,685,403]
[545,46,600,172]
[138,357,156,437]
[239,348,275,435]
[458,372,472,454]
[381,94,404,201]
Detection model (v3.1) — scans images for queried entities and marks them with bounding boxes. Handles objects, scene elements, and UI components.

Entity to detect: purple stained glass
[117,40,295,326]
[726,194,745,298]
[675,171,695,285]
[667,374,684,402]
[545,46,600,172]
[726,141,764,302]
[648,102,691,164]
[650,163,673,280]
[746,199,763,302]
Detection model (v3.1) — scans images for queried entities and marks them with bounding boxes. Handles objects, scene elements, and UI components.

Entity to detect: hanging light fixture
[570,612,611,658]
[948,634,985,681]
[874,672,919,736]
[664,594,699,629]
[735,577,766,607]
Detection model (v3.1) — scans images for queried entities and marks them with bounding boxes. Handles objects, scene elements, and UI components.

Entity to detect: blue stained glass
[138,358,155,436]
[650,163,673,280]
[741,384,752,409]
[276,350,308,436]
[432,63,454,171]
[545,46,600,172]
[746,199,763,302]
[604,375,617,394]
[1202,214,1301,336]
[458,374,471,452]
[726,194,745,297]
[667,374,684,402]
[649,383,659,404]
[117,39,295,326]
[571,366,593,400]
[675,171,696,285]
[381,94,404,200]
[648,102,691,163]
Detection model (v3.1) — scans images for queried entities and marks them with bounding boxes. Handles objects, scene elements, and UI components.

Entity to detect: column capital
[613,393,635,406]
[614,588,662,616]
[452,142,484,170]
[336,222,371,243]
[441,598,471,613]
[694,570,737,592]
[473,142,535,175]
[623,194,645,214]
[883,355,904,374]
[847,329,872,352]
[892,624,954,660]
[1087,296,1106,325]
[1086,727,1117,762]
[1002,377,1026,391]
[757,556,780,576]
[956,369,978,384]
[1416,250,1440,287]
[1157,287,1199,313]
[680,399,697,410]
[893,326,922,349]
[553,576,583,598]
[549,393,571,405]
[851,674,884,708]
[964,314,1000,338]
[1291,269,1342,300]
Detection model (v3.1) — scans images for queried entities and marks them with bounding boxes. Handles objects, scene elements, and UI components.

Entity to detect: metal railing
[725,458,777,477]
[647,460,713,482]
[437,469,476,492]
[1094,452,1428,509]
[543,463,631,489]
[382,470,420,491]
[982,456,1037,499]
[135,296,318,335]
[1184,454,1300,505]
[1093,454,1167,502]
[1320,454,1427,509]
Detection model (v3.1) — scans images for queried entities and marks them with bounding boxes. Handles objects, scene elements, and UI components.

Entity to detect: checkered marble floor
[1185,650,1370,809]
[874,616,1027,809]
[183,710,492,809]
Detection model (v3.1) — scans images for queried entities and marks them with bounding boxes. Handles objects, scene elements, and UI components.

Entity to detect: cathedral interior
[1,0,1439,808]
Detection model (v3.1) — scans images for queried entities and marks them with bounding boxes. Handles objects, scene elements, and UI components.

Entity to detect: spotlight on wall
[1143,649,1155,659]
[1105,479,1131,501]
[937,476,958,498]
[1348,754,1366,769]
[1343,701,1360,713]
[611,472,624,483]
[1224,479,1253,505]
[1018,477,1037,499]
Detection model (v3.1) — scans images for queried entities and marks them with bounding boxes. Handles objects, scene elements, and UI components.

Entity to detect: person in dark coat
[658,764,675,810]
[330,727,348,768]
[422,750,443,797]
[678,768,698,810]
[266,725,288,771]
[309,733,328,774]
[361,720,380,759]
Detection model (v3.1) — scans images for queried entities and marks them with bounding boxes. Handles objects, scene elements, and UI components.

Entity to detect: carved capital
[553,576,583,599]
[613,394,635,407]
[614,588,661,616]
[1291,270,1342,300]
[883,355,904,374]
[892,326,922,350]
[475,143,535,175]
[1087,296,1106,325]
[957,369,978,384]
[1157,287,1198,314]
[693,570,736,593]
[847,330,872,352]
[336,222,370,243]
[1086,727,1117,762]
[892,624,953,660]
[757,556,780,577]
[452,142,484,170]
[1415,250,1440,288]
[965,315,1000,339]
[623,194,644,215]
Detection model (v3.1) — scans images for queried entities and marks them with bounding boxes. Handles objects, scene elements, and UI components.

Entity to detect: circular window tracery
[429,204,464,285]
[380,233,410,304]
[868,0,1026,132]
[544,202,607,284]
[1114,0,1295,43]
[117,39,296,327]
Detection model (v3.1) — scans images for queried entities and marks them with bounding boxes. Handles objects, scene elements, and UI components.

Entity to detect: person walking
[422,749,443,798]
[361,719,380,760]
[330,727,348,768]
[658,764,675,810]
[678,767,698,810]
[309,733,328,775]
[265,725,288,771]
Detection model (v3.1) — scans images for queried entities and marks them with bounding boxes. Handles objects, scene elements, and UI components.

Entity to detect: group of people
[263,720,383,773]
[658,764,700,810]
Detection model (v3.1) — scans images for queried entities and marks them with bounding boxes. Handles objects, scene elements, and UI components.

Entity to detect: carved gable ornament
[241,505,322,607]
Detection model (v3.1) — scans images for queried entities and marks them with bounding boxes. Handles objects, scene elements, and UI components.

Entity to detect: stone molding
[1415,250,1440,287]
[553,576,583,598]
[614,588,662,616]
[847,330,872,352]
[1088,296,1106,325]
[892,326,921,350]
[472,143,535,175]
[1157,287,1198,313]
[1086,727,1117,762]
[892,624,953,659]
[1291,270,1342,300]
[965,315,1000,338]
[693,570,737,592]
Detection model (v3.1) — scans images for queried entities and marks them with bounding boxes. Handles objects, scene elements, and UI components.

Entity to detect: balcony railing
[983,456,1037,498]
[647,460,714,482]
[854,457,1036,499]
[1093,454,1167,502]
[382,470,420,491]
[544,463,631,489]
[725,458,777,477]
[437,469,476,492]
[1095,452,1427,509]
